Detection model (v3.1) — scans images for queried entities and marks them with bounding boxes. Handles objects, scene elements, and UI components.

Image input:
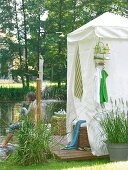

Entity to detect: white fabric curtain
[67,35,128,156]
[67,13,128,156]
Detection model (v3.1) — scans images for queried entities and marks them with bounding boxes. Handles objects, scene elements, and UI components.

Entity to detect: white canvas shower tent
[67,12,128,156]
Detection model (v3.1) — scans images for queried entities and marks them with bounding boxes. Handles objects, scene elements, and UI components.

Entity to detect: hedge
[0,85,67,102]
[0,87,35,102]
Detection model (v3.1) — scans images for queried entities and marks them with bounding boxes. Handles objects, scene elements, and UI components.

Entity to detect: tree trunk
[51,65,54,81]
[72,0,77,30]
[14,0,25,88]
[57,0,63,88]
[22,0,29,88]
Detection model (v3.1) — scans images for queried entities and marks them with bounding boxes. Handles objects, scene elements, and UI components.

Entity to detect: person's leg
[0,133,13,147]
[0,122,20,147]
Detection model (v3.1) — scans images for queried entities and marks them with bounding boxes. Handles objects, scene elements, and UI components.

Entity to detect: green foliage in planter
[8,118,53,166]
[42,85,67,100]
[99,99,128,144]
[0,87,35,102]
[100,113,128,144]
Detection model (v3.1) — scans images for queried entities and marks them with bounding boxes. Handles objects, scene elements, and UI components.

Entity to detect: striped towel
[74,47,83,100]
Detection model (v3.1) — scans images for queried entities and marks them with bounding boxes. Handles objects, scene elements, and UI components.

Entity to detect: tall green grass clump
[100,113,128,143]
[100,99,128,144]
[8,117,53,166]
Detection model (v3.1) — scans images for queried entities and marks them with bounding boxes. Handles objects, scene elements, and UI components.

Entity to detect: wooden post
[35,78,41,123]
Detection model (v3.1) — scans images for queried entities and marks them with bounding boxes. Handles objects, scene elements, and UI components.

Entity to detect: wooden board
[52,148,108,161]
[51,135,109,161]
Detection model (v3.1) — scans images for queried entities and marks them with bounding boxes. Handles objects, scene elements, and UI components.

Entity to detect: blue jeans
[8,122,21,133]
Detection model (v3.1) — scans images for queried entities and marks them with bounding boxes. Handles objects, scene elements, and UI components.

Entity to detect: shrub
[0,87,35,102]
[8,118,53,166]
[42,85,67,100]
[0,84,66,101]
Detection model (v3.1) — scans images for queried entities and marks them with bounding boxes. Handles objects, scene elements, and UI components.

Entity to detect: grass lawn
[0,81,36,88]
[0,159,128,170]
[0,81,60,88]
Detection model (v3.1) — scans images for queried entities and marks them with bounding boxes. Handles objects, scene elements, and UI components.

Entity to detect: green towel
[74,47,83,100]
[100,69,108,104]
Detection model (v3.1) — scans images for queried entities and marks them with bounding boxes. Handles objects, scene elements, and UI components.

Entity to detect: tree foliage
[43,0,127,86]
[0,0,127,87]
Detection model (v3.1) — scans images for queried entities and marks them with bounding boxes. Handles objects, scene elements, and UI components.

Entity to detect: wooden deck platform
[51,136,109,161]
[52,148,108,161]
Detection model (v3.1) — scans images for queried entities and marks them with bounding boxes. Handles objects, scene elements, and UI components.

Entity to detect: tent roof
[68,12,128,41]
[69,12,128,35]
